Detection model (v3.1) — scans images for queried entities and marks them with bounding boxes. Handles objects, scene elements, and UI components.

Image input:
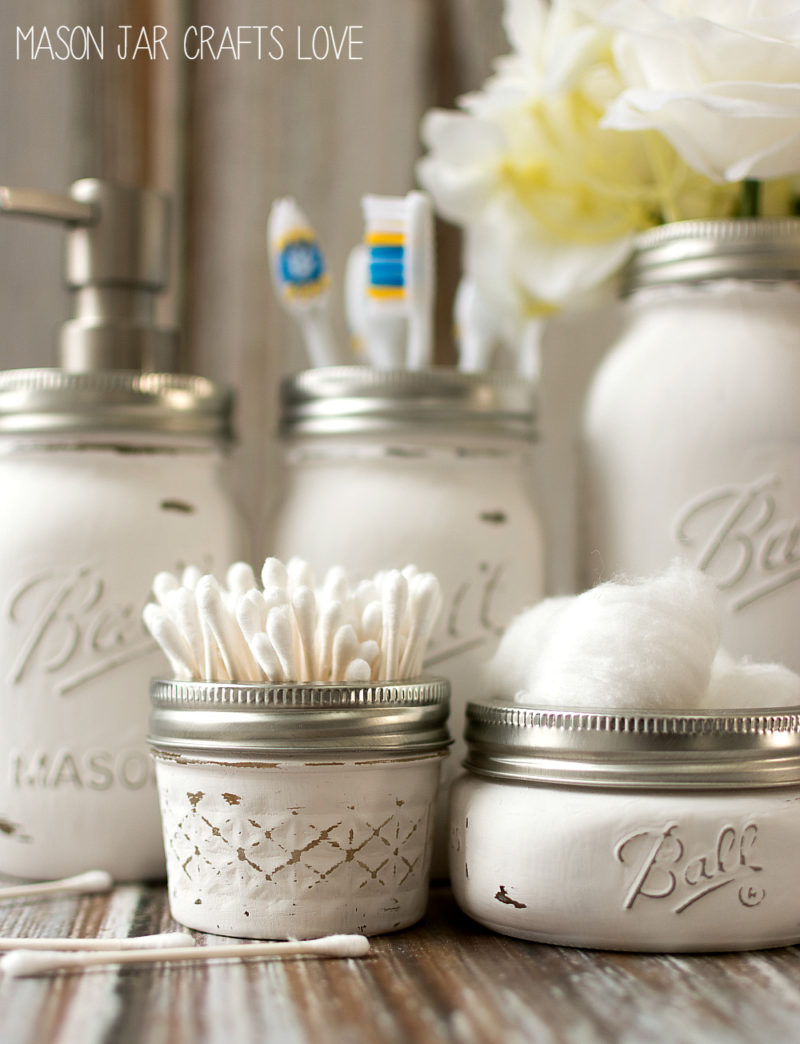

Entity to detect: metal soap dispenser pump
[0,180,244,881]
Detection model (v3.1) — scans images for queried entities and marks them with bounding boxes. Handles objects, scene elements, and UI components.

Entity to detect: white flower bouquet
[418,0,800,327]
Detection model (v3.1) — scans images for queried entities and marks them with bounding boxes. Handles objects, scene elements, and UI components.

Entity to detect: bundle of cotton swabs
[143,558,442,685]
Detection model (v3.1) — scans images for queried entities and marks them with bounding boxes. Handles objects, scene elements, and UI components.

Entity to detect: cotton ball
[524,563,720,710]
[485,598,574,701]
[704,649,800,709]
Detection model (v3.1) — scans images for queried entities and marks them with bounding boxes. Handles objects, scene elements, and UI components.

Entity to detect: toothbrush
[267,197,344,368]
[362,191,435,370]
[454,277,502,373]
[518,317,544,381]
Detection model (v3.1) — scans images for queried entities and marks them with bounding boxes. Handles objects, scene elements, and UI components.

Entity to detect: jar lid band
[279,366,537,439]
[463,700,800,788]
[624,218,800,294]
[148,677,451,757]
[0,369,233,438]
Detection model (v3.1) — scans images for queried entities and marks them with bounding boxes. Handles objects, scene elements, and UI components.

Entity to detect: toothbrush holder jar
[269,367,544,873]
[148,677,450,939]
[451,699,800,952]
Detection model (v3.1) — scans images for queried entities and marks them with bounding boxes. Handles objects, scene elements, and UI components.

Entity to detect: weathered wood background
[0,0,514,555]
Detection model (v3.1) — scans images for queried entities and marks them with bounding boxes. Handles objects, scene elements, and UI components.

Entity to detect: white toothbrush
[267,197,345,368]
[454,277,502,373]
[362,191,435,370]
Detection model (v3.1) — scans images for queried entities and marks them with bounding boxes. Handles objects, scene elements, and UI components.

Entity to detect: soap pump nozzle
[0,178,177,373]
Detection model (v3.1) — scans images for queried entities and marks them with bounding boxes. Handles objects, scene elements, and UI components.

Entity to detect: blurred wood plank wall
[0,0,506,547]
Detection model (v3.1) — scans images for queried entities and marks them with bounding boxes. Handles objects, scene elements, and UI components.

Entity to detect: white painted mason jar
[148,677,450,938]
[0,371,243,881]
[269,367,545,872]
[583,219,800,670]
[451,700,800,952]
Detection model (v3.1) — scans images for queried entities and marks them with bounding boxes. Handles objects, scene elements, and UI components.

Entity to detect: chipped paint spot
[495,885,526,909]
[187,791,204,809]
[222,793,241,805]
[160,499,196,514]
[480,510,507,525]
[0,816,33,843]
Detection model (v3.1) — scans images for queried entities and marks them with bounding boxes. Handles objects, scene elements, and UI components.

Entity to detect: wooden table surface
[3,883,800,1043]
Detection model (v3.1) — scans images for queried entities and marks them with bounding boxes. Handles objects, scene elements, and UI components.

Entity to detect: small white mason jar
[583,219,800,671]
[268,367,545,872]
[450,700,800,952]
[0,371,243,881]
[148,677,450,939]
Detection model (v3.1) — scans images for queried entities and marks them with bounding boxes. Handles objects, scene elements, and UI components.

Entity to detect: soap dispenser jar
[0,180,244,881]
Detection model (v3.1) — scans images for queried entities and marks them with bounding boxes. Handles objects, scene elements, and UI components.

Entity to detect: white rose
[589,0,800,182]
[418,0,738,321]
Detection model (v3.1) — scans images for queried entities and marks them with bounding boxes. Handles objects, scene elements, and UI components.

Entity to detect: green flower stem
[739,180,761,218]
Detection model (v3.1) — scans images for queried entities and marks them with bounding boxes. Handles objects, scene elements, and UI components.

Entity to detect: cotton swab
[1,934,371,977]
[251,633,284,682]
[400,574,443,677]
[380,571,408,681]
[267,604,297,680]
[145,559,442,686]
[142,605,197,680]
[262,557,288,591]
[344,659,371,683]
[315,600,343,679]
[331,625,359,682]
[0,932,194,952]
[292,586,318,682]
[0,870,113,901]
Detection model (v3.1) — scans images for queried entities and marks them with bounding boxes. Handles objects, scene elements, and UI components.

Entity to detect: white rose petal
[589,0,800,181]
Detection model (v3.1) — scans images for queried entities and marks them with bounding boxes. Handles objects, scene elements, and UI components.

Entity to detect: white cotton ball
[485,598,574,701]
[524,563,720,710]
[704,650,800,709]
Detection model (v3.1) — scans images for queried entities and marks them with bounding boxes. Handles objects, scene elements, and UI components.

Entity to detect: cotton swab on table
[1,934,371,977]
[0,870,113,901]
[0,932,194,952]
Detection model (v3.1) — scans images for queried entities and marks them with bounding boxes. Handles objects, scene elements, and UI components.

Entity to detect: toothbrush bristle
[276,230,330,300]
[365,231,406,300]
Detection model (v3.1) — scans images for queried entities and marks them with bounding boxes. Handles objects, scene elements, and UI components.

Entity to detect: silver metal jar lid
[149,677,451,757]
[624,217,800,294]
[279,366,537,439]
[0,369,233,438]
[463,700,800,789]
